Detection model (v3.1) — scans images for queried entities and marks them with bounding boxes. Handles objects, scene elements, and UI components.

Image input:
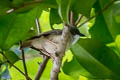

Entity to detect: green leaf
[12,0,24,8]
[70,39,120,79]
[112,1,120,23]
[71,0,96,17]
[0,13,31,50]
[42,0,57,8]
[0,0,11,15]
[49,8,62,29]
[11,0,57,13]
[57,0,72,23]
[108,35,120,57]
[63,56,94,79]
[0,50,19,65]
[115,35,120,53]
[5,51,20,64]
[99,0,120,39]
[0,6,42,50]
[90,2,113,44]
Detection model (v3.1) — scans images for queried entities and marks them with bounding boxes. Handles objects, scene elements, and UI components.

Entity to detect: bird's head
[68,26,85,44]
[69,26,85,36]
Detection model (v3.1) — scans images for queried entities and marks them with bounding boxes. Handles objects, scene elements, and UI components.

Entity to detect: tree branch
[35,56,50,80]
[20,41,30,80]
[78,0,117,28]
[0,51,31,80]
[51,24,70,80]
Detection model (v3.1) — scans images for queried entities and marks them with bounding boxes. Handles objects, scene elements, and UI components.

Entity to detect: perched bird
[21,24,84,59]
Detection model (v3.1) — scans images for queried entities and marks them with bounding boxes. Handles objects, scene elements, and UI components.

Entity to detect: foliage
[0,0,120,80]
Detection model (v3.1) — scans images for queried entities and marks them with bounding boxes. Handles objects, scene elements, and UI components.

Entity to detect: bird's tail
[20,40,32,49]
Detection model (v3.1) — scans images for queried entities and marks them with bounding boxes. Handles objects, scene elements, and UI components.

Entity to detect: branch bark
[51,24,70,80]
[35,56,50,80]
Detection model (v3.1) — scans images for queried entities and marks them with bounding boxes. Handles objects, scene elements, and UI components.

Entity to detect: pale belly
[31,34,74,59]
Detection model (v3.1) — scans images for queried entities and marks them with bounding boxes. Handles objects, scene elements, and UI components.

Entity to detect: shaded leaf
[0,50,19,65]
[0,0,11,15]
[15,0,57,13]
[49,8,62,29]
[5,51,20,64]
[90,2,113,44]
[0,6,42,50]
[11,0,24,8]
[57,0,72,23]
[99,0,120,39]
[71,0,96,17]
[70,39,120,79]
[63,56,94,79]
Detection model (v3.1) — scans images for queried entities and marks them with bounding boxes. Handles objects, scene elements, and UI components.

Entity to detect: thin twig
[20,41,30,80]
[78,0,117,28]
[0,51,31,79]
[70,11,75,26]
[75,15,83,26]
[35,18,41,35]
[35,56,50,80]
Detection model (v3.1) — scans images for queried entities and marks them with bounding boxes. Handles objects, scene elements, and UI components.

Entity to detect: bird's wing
[28,29,62,40]
[31,36,57,59]
[21,29,62,48]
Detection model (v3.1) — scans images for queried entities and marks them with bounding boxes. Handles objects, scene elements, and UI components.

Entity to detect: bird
[21,24,84,60]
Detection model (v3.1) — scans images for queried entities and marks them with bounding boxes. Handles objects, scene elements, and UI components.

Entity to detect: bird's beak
[78,32,85,37]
